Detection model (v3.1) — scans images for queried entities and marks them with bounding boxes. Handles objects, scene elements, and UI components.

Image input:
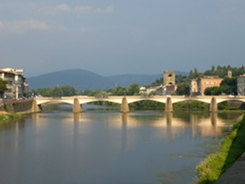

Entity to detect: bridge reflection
[3,112,242,141]
[119,112,237,138]
[1,111,241,156]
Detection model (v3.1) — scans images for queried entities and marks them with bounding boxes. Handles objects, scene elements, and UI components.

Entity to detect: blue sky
[1,0,245,77]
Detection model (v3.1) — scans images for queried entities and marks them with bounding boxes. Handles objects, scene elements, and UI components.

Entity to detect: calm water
[0,105,242,184]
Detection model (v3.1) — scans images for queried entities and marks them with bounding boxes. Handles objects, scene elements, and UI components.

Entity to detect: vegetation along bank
[196,114,245,184]
[0,113,24,122]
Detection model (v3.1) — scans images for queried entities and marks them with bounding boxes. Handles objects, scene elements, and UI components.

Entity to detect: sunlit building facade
[190,76,223,95]
[0,68,28,98]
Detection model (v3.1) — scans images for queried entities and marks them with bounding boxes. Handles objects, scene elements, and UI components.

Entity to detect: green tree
[127,83,140,95]
[189,70,194,79]
[60,85,76,96]
[111,86,127,96]
[0,78,7,98]
[220,77,237,86]
[53,87,63,97]
[176,74,189,83]
[36,88,54,97]
[176,82,190,95]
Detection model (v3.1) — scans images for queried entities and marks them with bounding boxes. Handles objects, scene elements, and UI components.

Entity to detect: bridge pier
[121,96,129,112]
[73,98,82,113]
[210,97,217,112]
[165,97,173,112]
[31,99,41,113]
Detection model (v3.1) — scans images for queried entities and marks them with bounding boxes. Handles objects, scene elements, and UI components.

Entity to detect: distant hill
[27,69,188,90]
[107,74,163,88]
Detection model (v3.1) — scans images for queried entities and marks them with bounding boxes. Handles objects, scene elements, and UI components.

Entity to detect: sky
[1,0,245,77]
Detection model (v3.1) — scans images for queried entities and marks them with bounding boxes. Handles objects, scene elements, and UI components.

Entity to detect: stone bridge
[33,95,245,113]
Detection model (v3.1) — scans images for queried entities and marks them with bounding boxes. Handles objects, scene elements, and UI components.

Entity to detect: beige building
[237,74,245,96]
[199,76,223,95]
[190,76,223,95]
[0,68,28,99]
[190,79,199,94]
[228,70,232,78]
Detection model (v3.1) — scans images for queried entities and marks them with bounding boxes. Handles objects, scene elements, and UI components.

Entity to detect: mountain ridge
[27,69,188,90]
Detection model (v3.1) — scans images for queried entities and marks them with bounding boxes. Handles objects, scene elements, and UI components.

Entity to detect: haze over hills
[27,69,188,90]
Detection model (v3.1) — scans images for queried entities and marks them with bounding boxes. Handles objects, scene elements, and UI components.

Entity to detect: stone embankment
[0,99,37,114]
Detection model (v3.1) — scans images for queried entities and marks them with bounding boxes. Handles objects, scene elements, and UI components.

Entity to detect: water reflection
[1,111,241,138]
[0,109,242,184]
[73,112,80,122]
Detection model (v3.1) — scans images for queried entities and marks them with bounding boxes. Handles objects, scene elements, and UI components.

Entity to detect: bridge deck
[35,95,245,105]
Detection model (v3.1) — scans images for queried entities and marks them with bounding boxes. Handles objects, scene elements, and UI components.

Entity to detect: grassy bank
[0,113,24,122]
[196,114,245,184]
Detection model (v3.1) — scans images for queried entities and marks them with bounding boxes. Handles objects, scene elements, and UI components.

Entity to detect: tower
[228,70,232,78]
[163,71,175,86]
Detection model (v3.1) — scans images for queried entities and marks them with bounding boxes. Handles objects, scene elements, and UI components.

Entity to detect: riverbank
[196,113,245,183]
[0,113,24,122]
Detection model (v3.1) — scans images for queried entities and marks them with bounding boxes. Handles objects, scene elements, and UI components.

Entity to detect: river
[0,104,242,184]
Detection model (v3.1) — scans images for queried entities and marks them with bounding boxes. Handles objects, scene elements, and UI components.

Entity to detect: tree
[204,87,221,95]
[189,70,194,79]
[111,86,127,96]
[127,83,140,95]
[36,88,53,97]
[0,78,7,98]
[53,87,63,97]
[60,85,76,96]
[220,77,237,86]
[176,83,190,95]
[176,74,189,83]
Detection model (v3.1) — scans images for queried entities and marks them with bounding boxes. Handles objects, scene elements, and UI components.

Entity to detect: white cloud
[94,6,114,13]
[55,4,71,12]
[0,2,114,16]
[75,6,93,14]
[0,19,62,33]
[53,4,114,14]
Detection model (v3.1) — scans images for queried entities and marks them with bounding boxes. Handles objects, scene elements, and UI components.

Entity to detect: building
[237,74,245,96]
[228,70,232,78]
[199,76,223,95]
[163,70,175,86]
[0,68,28,99]
[163,70,176,95]
[190,76,223,95]
[190,79,199,95]
[139,85,164,96]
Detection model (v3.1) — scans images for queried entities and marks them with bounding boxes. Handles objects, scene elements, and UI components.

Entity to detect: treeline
[28,85,77,97]
[29,83,141,97]
[189,65,245,79]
